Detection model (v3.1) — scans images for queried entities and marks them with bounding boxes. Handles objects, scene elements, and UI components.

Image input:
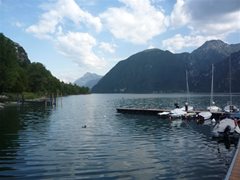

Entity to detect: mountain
[192,50,240,93]
[74,72,102,89]
[92,40,240,93]
[189,40,240,91]
[0,33,89,95]
[93,49,189,93]
[190,40,235,73]
[204,50,240,92]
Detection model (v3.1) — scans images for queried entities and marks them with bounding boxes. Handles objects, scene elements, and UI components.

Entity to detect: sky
[0,0,240,82]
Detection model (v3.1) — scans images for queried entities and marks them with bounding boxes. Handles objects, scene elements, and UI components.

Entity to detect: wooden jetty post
[60,92,63,107]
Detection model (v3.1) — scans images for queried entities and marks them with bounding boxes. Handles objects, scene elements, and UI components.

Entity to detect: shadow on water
[0,104,53,178]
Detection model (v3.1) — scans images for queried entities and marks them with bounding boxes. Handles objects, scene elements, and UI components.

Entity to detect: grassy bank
[1,92,46,102]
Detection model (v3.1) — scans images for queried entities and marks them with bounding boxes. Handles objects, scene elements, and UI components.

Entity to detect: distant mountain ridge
[92,40,240,93]
[74,72,102,89]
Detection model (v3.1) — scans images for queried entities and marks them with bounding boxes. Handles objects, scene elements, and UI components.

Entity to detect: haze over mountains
[74,73,102,89]
[92,40,240,93]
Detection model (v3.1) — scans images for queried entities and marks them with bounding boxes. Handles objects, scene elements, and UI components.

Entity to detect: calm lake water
[1,94,240,179]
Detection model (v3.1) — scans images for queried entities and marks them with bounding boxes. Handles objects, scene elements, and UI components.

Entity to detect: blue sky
[0,0,240,82]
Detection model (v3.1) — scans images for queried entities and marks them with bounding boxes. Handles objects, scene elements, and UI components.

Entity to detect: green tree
[27,63,50,92]
[0,33,89,95]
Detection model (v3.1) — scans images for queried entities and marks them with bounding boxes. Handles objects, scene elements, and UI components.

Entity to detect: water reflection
[0,104,52,178]
[0,94,239,179]
[116,114,234,179]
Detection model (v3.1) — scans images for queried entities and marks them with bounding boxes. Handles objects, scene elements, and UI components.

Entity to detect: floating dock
[117,108,168,115]
[116,107,224,119]
[225,139,240,180]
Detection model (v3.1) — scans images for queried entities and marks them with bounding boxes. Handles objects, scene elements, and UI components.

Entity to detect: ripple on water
[1,94,239,179]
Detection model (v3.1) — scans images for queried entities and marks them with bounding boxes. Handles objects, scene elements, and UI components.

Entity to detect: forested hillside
[0,33,89,96]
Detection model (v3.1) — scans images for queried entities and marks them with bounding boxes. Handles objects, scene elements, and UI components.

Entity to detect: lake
[0,93,240,179]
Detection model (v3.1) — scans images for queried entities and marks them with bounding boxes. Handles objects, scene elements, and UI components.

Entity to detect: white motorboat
[198,111,212,120]
[159,70,194,119]
[181,71,193,111]
[158,111,170,116]
[169,108,187,118]
[212,118,240,138]
[158,111,170,118]
[224,57,239,113]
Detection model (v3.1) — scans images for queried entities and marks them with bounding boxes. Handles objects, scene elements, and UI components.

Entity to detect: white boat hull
[207,105,221,112]
[224,105,239,113]
[212,118,240,138]
[170,108,187,118]
[199,111,212,120]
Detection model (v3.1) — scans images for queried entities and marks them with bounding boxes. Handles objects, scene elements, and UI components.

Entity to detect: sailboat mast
[229,56,232,105]
[210,64,214,105]
[186,70,189,103]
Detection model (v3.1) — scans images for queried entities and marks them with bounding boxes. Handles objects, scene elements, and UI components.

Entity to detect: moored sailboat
[158,70,195,119]
[212,56,240,140]
[224,56,239,113]
[207,64,221,112]
[170,70,194,118]
[180,70,193,111]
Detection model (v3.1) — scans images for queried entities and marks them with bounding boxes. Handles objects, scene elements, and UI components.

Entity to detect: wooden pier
[225,139,240,180]
[116,107,224,119]
[117,107,168,115]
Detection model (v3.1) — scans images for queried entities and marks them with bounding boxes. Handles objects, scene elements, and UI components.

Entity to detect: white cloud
[186,0,240,21]
[26,9,60,39]
[99,42,117,53]
[170,0,240,35]
[26,0,102,38]
[14,21,24,28]
[162,34,223,53]
[56,31,105,68]
[100,0,167,44]
[147,45,155,49]
[166,0,240,52]
[193,11,240,35]
[26,0,106,70]
[170,0,189,27]
[54,71,79,83]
